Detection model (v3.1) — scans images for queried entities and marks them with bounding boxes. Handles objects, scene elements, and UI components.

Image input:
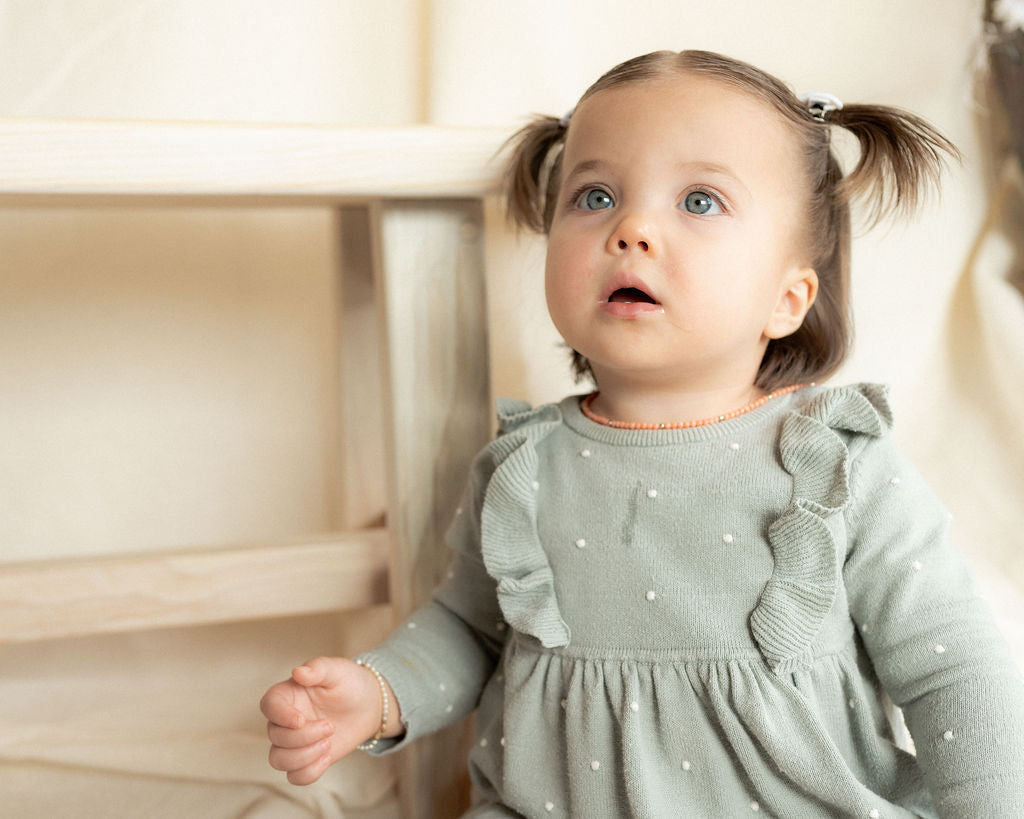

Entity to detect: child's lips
[599,276,662,318]
[601,298,663,318]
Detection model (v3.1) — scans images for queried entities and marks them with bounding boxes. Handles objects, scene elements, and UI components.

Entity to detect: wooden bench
[0,117,509,817]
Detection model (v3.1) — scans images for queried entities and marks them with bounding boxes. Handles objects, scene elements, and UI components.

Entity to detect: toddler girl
[261,50,1024,817]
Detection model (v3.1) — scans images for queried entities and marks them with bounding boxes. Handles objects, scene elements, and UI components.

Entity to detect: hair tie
[798,91,843,122]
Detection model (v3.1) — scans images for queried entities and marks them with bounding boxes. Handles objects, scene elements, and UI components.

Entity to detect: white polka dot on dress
[869,810,880,819]
[646,590,657,601]
[889,477,901,486]
[544,801,554,812]
[934,644,947,654]
[681,760,691,771]
[729,442,741,451]
[912,560,922,571]
[590,760,600,771]
[722,533,734,544]
[943,730,954,741]
[647,488,658,498]
[580,448,591,458]
[629,701,639,712]
[751,801,760,812]
[575,538,586,549]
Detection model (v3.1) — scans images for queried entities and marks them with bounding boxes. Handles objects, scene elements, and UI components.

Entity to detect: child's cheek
[547,233,592,284]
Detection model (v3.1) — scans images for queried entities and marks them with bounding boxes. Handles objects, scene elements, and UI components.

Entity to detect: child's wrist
[354,660,403,748]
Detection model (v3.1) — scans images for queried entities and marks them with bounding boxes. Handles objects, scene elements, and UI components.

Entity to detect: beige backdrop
[2,1,1021,816]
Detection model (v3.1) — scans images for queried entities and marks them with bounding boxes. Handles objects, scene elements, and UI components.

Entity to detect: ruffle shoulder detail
[481,399,570,647]
[750,384,892,673]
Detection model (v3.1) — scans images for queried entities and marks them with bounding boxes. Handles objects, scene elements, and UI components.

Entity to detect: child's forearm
[355,599,501,750]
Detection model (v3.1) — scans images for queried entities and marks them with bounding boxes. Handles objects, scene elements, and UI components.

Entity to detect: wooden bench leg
[371,199,491,818]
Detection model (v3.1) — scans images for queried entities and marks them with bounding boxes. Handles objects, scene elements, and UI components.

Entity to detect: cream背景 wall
[3,1,1022,816]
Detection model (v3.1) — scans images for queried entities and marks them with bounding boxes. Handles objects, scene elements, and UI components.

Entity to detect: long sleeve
[356,447,504,754]
[842,434,1024,816]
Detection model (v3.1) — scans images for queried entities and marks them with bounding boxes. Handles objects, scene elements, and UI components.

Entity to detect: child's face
[545,73,816,393]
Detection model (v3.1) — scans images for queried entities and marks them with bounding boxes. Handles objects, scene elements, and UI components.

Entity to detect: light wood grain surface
[0,531,390,643]
[0,118,508,200]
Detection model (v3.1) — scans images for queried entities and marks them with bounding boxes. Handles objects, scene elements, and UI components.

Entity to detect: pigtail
[830,104,961,226]
[501,115,569,233]
[759,101,960,392]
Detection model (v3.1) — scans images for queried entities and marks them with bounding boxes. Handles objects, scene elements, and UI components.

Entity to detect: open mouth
[608,287,658,305]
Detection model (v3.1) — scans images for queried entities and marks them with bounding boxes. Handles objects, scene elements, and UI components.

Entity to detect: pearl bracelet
[355,659,389,751]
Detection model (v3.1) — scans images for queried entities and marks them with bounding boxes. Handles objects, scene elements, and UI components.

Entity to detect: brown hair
[502,50,960,390]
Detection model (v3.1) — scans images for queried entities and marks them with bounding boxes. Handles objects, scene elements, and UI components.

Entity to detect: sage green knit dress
[358,384,1024,818]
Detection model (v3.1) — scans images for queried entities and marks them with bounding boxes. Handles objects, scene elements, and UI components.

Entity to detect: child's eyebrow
[678,161,751,199]
[562,158,607,184]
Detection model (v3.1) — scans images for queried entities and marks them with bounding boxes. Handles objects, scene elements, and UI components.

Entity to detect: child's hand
[260,657,397,785]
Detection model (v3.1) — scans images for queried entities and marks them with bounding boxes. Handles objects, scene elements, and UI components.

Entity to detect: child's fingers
[267,718,334,749]
[268,736,332,776]
[285,749,334,787]
[259,685,305,730]
[291,656,346,689]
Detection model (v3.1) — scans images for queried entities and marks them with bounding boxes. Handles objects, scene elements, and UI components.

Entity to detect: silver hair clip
[798,91,843,122]
[559,108,574,129]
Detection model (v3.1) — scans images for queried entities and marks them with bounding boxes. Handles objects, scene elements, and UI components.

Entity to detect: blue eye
[682,190,722,215]
[578,188,614,210]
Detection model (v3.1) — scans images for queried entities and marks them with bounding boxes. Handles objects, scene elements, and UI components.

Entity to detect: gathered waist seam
[510,632,855,666]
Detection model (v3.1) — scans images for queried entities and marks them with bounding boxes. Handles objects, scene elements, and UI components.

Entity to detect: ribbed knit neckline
[560,388,809,446]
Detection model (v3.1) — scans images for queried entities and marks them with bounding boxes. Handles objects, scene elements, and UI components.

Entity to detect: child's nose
[608,216,655,255]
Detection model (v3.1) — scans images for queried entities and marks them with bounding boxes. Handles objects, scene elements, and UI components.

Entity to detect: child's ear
[764,267,819,339]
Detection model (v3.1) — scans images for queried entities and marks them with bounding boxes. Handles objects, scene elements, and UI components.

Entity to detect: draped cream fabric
[2,0,1020,816]
[918,154,1024,656]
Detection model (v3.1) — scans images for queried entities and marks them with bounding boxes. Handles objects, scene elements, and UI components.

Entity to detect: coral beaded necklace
[580,383,810,430]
